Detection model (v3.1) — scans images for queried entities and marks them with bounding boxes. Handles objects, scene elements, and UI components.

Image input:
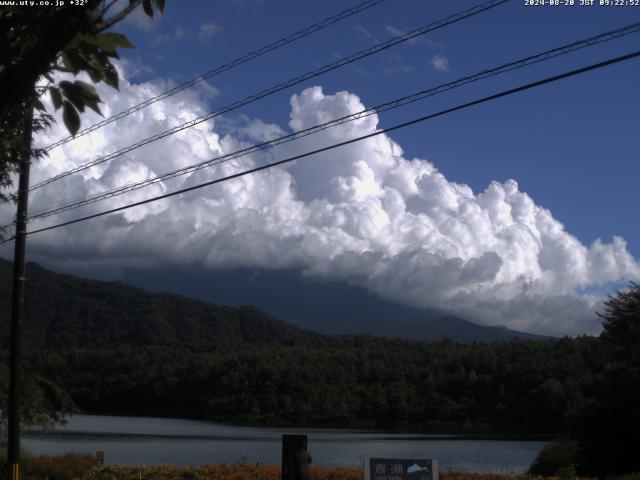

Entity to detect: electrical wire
[43,0,391,152]
[0,48,635,244]
[22,21,640,222]
[28,0,510,193]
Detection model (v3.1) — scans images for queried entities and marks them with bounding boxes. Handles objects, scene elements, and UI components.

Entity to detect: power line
[3,48,636,243]
[43,0,390,152]
[22,21,640,222]
[28,0,510,192]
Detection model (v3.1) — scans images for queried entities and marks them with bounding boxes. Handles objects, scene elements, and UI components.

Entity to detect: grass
[47,463,599,480]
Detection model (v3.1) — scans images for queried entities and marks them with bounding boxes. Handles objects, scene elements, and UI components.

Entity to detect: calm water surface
[23,415,547,473]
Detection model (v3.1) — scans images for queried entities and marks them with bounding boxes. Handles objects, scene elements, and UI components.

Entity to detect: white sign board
[364,457,438,480]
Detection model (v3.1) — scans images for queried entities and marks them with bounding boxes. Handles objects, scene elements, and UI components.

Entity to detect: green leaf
[153,0,165,12]
[84,65,103,83]
[84,100,103,116]
[60,52,77,73]
[62,49,92,76]
[86,32,135,53]
[49,88,63,110]
[93,49,112,64]
[58,81,85,113]
[103,63,119,90]
[87,50,120,89]
[74,80,100,102]
[75,81,103,116]
[82,54,106,83]
[64,34,83,50]
[143,0,154,18]
[62,101,80,136]
[34,99,46,112]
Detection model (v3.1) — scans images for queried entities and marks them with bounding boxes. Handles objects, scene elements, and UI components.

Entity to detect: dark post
[282,434,307,480]
[7,107,33,480]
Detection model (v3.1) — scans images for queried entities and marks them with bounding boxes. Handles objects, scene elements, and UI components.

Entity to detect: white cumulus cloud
[197,22,223,43]
[2,65,638,336]
[431,54,450,72]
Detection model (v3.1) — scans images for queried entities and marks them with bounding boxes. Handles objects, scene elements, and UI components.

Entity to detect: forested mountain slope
[0,259,323,349]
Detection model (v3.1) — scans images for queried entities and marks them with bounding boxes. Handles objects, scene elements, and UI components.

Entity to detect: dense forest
[14,336,603,433]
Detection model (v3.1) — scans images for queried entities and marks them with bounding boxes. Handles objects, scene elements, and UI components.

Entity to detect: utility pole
[7,106,33,480]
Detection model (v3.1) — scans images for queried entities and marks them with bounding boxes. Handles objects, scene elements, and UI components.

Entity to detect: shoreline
[26,412,556,441]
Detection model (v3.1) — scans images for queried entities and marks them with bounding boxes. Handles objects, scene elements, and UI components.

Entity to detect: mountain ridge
[0,259,323,349]
[118,265,547,341]
[0,258,546,347]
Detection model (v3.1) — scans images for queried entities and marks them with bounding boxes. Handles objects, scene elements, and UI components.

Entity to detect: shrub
[28,452,97,480]
[529,438,578,477]
[607,475,640,480]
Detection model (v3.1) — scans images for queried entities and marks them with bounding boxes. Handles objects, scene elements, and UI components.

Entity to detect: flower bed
[73,464,591,480]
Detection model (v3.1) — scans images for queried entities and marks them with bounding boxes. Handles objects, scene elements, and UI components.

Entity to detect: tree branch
[94,0,144,33]
[102,0,120,14]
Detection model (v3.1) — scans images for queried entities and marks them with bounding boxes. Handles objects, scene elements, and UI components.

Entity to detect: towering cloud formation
[2,65,638,335]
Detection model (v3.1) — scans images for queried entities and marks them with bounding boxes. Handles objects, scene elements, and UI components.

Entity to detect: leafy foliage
[0,0,165,206]
[571,283,640,477]
[598,282,640,364]
[0,362,76,431]
[529,438,578,477]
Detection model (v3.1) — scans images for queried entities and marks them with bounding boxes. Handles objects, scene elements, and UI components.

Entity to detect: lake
[23,415,548,473]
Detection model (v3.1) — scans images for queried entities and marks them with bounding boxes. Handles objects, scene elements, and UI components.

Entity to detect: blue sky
[120,0,640,257]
